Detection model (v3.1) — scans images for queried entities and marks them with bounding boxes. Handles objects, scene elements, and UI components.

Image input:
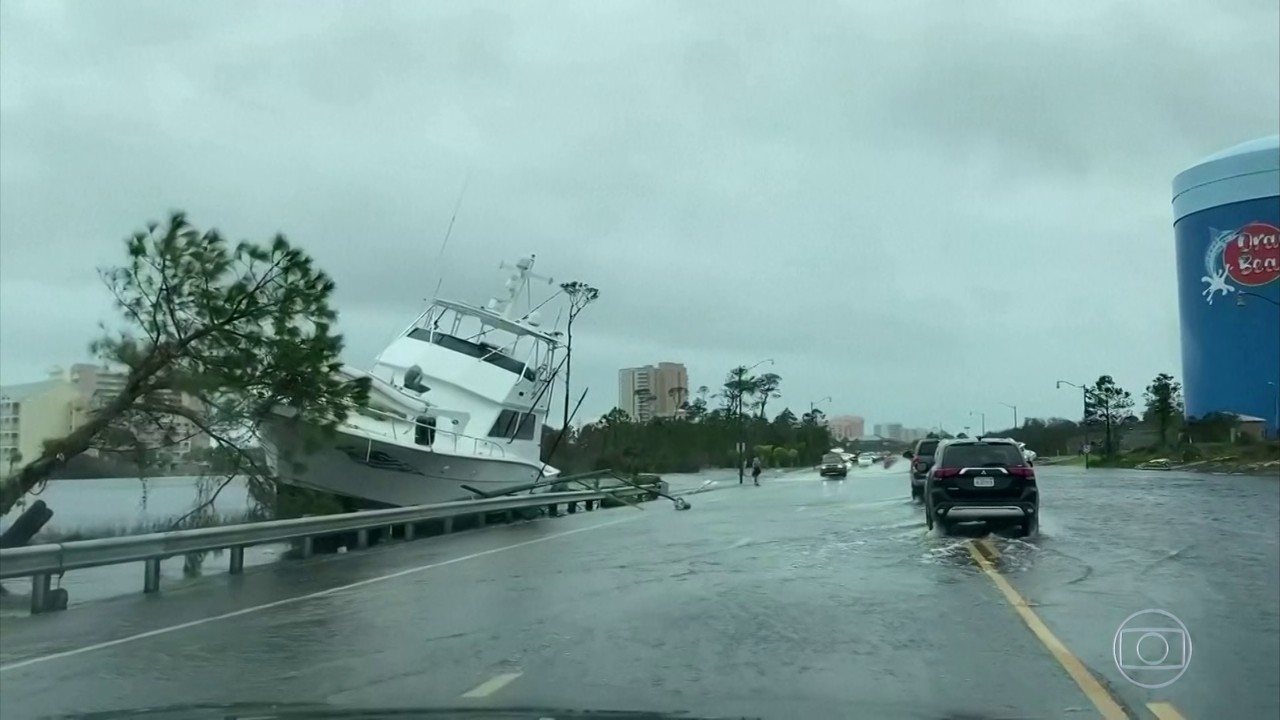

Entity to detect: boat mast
[488,255,554,321]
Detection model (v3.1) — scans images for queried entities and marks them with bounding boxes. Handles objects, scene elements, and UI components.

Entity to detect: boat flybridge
[262,256,576,509]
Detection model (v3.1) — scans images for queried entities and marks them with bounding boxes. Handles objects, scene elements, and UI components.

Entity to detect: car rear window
[915,440,939,456]
[822,453,843,464]
[938,443,1026,468]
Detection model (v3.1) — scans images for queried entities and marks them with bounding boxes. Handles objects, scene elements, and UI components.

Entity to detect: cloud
[2,0,1277,430]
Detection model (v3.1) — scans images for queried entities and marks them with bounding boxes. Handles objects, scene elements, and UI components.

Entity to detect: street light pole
[809,395,832,418]
[1056,380,1092,469]
[737,359,774,484]
[970,411,986,436]
[807,396,832,464]
[1000,402,1018,430]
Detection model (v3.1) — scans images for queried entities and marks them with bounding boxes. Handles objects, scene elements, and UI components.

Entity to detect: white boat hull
[261,417,556,508]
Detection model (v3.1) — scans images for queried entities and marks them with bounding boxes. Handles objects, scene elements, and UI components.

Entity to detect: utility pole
[970,411,986,436]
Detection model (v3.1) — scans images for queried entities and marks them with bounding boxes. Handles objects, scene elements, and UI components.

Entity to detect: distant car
[903,438,942,502]
[819,453,848,479]
[1017,442,1038,465]
[857,454,873,468]
[923,437,1039,537]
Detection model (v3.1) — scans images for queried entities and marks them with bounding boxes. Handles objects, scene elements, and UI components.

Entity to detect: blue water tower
[1172,135,1280,435]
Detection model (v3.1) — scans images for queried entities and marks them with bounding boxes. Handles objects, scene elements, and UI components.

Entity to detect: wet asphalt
[0,463,1276,719]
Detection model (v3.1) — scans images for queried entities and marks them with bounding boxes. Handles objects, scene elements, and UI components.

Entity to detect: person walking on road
[751,456,762,486]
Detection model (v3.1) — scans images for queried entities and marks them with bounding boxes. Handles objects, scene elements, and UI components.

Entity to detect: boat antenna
[373,172,471,366]
[430,170,472,301]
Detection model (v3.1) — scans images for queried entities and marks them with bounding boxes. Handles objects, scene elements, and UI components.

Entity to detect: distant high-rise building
[873,422,906,441]
[618,363,689,422]
[903,427,932,442]
[828,415,865,442]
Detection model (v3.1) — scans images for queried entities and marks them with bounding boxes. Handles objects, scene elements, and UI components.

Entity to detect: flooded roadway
[0,463,1276,719]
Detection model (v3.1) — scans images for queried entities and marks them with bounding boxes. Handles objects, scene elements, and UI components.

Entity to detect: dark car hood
[53,703,756,720]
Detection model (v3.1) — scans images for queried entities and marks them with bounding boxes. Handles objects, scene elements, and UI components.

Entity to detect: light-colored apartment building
[0,378,84,472]
[828,415,865,442]
[617,362,689,422]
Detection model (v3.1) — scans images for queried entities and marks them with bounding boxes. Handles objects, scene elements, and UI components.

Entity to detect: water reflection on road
[0,461,1276,719]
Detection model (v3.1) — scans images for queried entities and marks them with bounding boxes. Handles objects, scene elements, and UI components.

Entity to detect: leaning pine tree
[0,211,370,521]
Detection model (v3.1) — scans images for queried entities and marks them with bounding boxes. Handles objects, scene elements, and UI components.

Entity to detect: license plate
[972,477,995,488]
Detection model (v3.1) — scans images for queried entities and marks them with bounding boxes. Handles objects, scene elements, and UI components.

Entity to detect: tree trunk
[561,324,573,431]
[0,500,53,548]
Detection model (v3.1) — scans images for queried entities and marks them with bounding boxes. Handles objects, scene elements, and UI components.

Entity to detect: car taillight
[1009,467,1036,478]
[932,467,960,479]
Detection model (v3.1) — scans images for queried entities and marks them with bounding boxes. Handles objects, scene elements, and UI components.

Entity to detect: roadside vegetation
[0,213,369,576]
[545,367,844,474]
[977,372,1278,475]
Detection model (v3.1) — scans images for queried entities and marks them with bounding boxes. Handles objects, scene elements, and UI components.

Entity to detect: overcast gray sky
[2,0,1277,432]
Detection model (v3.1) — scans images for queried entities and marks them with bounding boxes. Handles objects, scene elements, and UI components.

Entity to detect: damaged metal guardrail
[0,487,652,615]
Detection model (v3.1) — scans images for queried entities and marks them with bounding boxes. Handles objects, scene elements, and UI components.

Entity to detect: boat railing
[354,404,512,459]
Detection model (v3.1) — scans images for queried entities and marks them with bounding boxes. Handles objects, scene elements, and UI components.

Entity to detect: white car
[1018,442,1038,464]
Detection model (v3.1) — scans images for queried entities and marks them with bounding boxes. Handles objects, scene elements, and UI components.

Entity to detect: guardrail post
[299,536,314,559]
[403,523,415,541]
[143,558,162,593]
[30,574,51,614]
[229,546,245,575]
[442,517,453,534]
[476,513,486,528]
[356,529,369,550]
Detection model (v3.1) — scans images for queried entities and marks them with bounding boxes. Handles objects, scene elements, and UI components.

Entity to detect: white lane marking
[731,537,751,548]
[0,515,641,674]
[460,671,523,698]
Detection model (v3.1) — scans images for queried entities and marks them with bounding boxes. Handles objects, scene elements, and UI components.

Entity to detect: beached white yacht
[261,256,573,508]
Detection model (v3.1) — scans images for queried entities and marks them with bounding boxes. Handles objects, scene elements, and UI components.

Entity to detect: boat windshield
[406,328,537,381]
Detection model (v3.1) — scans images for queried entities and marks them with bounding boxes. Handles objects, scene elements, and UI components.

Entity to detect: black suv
[923,437,1038,537]
[903,438,941,501]
[819,453,848,479]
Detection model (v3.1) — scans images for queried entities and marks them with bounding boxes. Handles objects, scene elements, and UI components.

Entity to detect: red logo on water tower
[1201,222,1280,304]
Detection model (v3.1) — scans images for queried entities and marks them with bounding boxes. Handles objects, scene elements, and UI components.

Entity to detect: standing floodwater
[0,475,255,540]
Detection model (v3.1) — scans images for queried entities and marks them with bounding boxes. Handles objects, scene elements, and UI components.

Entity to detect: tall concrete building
[828,415,865,442]
[618,362,689,422]
[0,378,83,472]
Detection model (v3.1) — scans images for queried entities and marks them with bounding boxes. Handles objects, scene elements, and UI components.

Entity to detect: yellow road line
[1147,702,1188,720]
[460,671,523,698]
[965,541,1130,720]
[975,538,1001,561]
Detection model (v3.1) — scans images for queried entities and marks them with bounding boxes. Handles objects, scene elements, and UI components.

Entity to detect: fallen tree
[0,211,370,519]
